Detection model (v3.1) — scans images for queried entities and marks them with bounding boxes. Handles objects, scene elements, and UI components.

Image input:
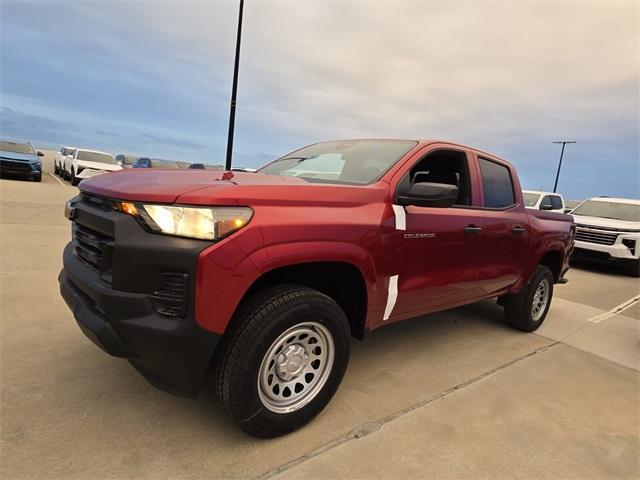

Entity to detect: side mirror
[398,182,458,208]
[540,203,554,211]
[564,208,572,214]
[67,154,74,158]
[37,151,44,157]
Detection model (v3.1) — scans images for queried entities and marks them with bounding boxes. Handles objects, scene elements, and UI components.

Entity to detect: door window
[479,158,515,208]
[540,195,553,209]
[406,149,472,206]
[551,196,563,210]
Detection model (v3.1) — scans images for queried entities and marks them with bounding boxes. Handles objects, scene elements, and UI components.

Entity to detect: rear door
[473,155,530,296]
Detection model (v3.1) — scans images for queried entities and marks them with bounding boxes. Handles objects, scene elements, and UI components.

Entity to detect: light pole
[552,140,576,193]
[225,0,245,171]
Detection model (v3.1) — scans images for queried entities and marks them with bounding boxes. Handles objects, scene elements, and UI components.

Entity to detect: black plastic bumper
[59,194,220,397]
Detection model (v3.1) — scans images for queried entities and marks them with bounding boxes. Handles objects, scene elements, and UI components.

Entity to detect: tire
[628,260,640,278]
[71,169,80,186]
[503,265,554,332]
[54,163,59,175]
[214,284,351,438]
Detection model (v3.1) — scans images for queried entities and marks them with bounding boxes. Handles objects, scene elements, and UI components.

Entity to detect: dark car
[0,140,43,182]
[188,163,205,169]
[132,157,152,169]
[115,154,140,169]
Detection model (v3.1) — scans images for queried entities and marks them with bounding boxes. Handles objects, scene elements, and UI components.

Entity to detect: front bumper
[77,168,111,179]
[59,193,219,397]
[574,236,640,261]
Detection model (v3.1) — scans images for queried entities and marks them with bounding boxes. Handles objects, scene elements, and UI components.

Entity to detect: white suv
[523,190,566,213]
[64,149,121,186]
[571,197,640,276]
[55,146,75,177]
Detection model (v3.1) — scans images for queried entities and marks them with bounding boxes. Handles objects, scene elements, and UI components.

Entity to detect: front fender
[195,238,380,334]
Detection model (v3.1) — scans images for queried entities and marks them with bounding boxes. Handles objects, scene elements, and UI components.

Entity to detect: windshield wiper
[273,156,316,164]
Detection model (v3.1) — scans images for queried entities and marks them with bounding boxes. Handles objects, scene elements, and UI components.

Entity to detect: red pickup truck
[60,139,574,437]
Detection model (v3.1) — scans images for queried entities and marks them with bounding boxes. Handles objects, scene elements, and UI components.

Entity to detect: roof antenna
[225,0,245,171]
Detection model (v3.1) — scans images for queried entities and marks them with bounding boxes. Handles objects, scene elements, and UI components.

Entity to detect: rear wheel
[503,265,554,332]
[214,285,351,438]
[54,162,59,175]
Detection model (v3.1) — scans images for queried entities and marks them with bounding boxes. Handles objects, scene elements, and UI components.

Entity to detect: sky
[1,0,638,199]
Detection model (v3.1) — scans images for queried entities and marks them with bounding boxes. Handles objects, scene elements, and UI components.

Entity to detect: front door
[385,147,484,322]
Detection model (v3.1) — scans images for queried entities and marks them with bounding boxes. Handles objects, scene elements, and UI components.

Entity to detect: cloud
[1,0,637,198]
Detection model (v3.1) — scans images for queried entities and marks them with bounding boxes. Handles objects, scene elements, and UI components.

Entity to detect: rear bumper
[59,195,220,397]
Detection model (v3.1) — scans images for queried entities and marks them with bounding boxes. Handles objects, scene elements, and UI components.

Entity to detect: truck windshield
[572,200,640,222]
[259,140,417,185]
[523,192,541,207]
[77,151,116,164]
[0,141,34,155]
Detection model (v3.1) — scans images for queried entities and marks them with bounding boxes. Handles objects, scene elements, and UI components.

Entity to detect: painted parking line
[49,172,67,186]
[588,295,640,323]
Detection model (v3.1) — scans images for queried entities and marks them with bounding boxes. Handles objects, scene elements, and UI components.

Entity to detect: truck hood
[572,214,640,231]
[76,160,122,172]
[0,150,38,162]
[79,169,387,206]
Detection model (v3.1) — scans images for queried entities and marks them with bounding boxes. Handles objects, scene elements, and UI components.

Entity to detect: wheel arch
[538,249,563,282]
[242,260,369,339]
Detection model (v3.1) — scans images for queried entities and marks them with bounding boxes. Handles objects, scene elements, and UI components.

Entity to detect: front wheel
[214,285,351,438]
[70,169,80,186]
[503,265,554,332]
[628,260,640,278]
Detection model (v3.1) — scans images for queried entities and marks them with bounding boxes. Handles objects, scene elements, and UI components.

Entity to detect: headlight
[113,202,253,241]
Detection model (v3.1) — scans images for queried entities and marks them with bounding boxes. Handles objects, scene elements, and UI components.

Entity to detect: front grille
[73,223,114,273]
[80,193,112,210]
[150,272,189,318]
[576,223,640,233]
[0,159,32,172]
[575,227,618,246]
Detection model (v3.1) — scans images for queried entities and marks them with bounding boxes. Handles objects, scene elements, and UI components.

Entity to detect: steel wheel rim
[257,322,334,414]
[531,278,550,321]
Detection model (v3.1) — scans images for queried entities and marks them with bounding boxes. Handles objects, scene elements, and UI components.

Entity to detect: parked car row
[55,147,121,185]
[0,140,44,182]
[53,148,227,185]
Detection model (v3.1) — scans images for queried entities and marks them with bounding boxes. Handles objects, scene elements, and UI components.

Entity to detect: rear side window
[551,196,563,210]
[479,158,515,208]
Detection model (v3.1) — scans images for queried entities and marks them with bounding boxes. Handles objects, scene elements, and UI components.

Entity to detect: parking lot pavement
[1,162,638,479]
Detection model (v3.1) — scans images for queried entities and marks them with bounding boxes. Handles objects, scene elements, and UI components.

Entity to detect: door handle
[511,226,527,235]
[463,225,482,235]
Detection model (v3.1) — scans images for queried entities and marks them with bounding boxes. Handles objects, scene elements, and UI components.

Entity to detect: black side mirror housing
[37,151,44,157]
[540,204,554,211]
[564,208,572,214]
[398,182,459,208]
